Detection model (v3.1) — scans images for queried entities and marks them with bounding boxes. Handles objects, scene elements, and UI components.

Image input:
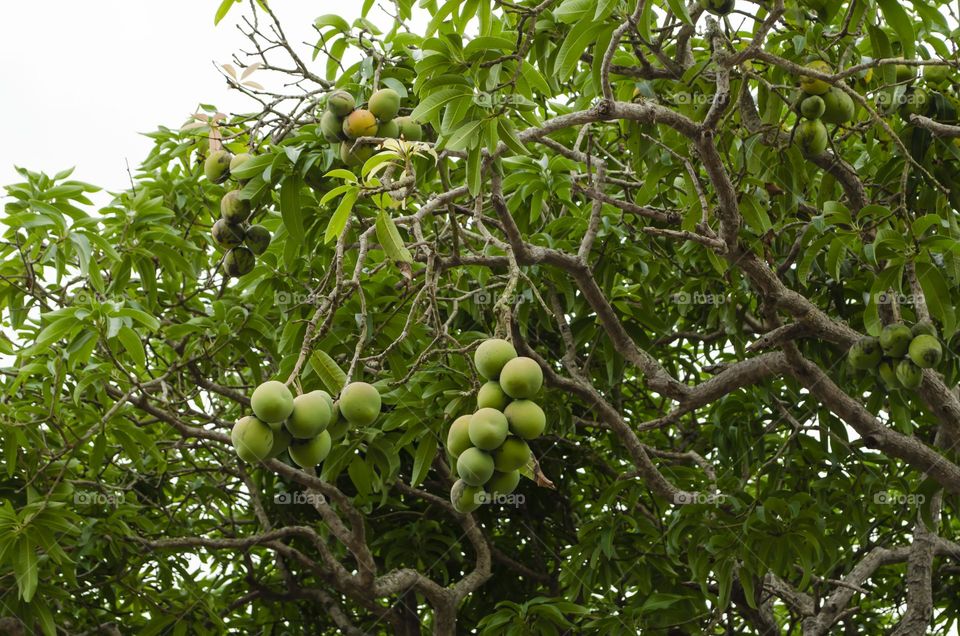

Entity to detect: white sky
[0,1,387,192]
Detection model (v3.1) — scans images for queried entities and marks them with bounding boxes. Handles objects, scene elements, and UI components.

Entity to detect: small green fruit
[879,323,912,358]
[446,415,473,458]
[220,190,250,224]
[251,380,295,424]
[477,381,508,410]
[287,390,332,439]
[474,338,518,380]
[377,119,400,139]
[848,336,883,370]
[820,87,855,124]
[878,360,901,389]
[503,400,546,439]
[896,359,924,389]
[394,116,423,141]
[327,401,350,440]
[339,382,381,426]
[908,334,942,368]
[232,416,275,462]
[492,437,530,472]
[204,150,232,183]
[799,95,826,120]
[267,426,292,459]
[912,321,938,338]
[896,64,917,84]
[456,447,495,487]
[340,141,375,167]
[450,479,485,513]
[224,246,256,277]
[795,119,829,156]
[499,357,543,399]
[327,90,356,117]
[212,218,244,249]
[230,153,252,175]
[698,0,734,15]
[321,110,345,144]
[244,224,271,255]
[487,470,520,497]
[368,88,401,122]
[469,408,509,451]
[924,64,953,89]
[799,60,832,95]
[288,430,332,468]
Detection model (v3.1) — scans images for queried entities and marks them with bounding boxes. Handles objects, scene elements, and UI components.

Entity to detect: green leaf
[310,351,348,394]
[315,14,351,32]
[916,260,956,337]
[665,0,693,25]
[116,326,146,369]
[280,174,305,246]
[410,88,470,125]
[325,189,357,243]
[877,0,915,59]
[444,119,483,151]
[375,210,414,263]
[467,146,482,197]
[410,436,437,487]
[555,22,603,79]
[13,539,37,602]
[213,0,238,25]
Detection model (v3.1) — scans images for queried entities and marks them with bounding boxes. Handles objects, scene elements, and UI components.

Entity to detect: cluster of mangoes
[447,339,547,513]
[231,379,382,467]
[320,88,423,167]
[794,60,855,155]
[848,321,944,390]
[204,149,271,277]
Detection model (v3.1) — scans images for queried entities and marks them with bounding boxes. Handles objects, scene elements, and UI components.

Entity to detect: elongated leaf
[325,189,357,243]
[375,210,413,263]
[280,175,305,246]
[410,437,437,487]
[310,351,348,394]
[116,326,146,369]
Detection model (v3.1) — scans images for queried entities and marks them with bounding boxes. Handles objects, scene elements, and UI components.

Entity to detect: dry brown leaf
[240,62,262,80]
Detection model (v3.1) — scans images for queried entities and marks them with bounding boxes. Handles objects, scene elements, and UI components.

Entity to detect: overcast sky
[0,1,393,193]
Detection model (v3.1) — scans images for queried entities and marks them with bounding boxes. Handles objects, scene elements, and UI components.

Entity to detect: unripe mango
[288,430,332,468]
[220,190,250,224]
[368,88,401,122]
[474,338,517,380]
[339,382,381,426]
[212,218,244,249]
[287,390,332,438]
[204,150,232,183]
[224,246,256,277]
[251,380,295,424]
[499,357,543,399]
